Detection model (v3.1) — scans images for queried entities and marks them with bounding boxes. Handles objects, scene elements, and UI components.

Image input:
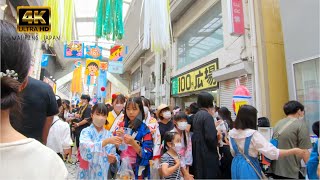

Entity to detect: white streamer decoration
[141,0,172,53]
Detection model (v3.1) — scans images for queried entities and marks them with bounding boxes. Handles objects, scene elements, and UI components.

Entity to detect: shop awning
[212,61,254,82]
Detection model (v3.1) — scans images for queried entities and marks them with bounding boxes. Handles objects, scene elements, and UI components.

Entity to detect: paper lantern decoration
[64,42,84,58]
[86,45,103,59]
[232,79,252,115]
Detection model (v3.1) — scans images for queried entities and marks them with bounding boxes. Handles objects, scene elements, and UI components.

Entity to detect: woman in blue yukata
[78,103,123,180]
[116,97,153,179]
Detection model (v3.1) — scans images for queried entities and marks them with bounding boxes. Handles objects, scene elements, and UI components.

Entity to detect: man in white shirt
[47,95,73,161]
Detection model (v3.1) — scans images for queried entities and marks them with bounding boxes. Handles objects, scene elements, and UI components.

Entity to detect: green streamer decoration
[96,0,124,41]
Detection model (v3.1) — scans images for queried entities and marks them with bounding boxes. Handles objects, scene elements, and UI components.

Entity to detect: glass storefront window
[177,1,223,69]
[131,69,140,91]
[293,58,320,134]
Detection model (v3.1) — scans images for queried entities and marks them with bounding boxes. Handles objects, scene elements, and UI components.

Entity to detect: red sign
[230,0,244,35]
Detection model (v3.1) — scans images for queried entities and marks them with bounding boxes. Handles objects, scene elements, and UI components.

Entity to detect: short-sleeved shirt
[270,117,312,179]
[10,77,58,142]
[159,121,174,141]
[161,152,181,180]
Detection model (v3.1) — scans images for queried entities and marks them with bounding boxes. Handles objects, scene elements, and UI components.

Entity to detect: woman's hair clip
[0,69,19,80]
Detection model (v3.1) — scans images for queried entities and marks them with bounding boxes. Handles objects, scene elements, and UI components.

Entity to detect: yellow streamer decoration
[71,65,83,94]
[41,0,74,46]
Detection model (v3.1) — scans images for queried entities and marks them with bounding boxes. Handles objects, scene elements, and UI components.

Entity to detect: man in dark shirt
[10,77,58,144]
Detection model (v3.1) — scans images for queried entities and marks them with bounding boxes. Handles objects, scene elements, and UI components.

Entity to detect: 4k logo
[17,6,51,33]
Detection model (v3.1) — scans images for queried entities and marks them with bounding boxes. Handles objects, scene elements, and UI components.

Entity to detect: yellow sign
[234,101,248,114]
[17,6,51,33]
[171,59,219,95]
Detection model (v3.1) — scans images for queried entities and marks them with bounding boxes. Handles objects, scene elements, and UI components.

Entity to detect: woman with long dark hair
[116,97,153,179]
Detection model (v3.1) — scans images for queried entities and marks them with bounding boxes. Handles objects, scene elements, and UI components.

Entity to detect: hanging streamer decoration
[71,61,83,94]
[96,0,124,41]
[140,0,172,53]
[41,0,74,46]
[62,0,74,42]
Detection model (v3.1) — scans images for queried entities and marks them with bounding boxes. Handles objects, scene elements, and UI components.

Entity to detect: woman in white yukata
[78,103,123,180]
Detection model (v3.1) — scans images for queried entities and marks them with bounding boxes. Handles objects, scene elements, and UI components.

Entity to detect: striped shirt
[161,152,181,180]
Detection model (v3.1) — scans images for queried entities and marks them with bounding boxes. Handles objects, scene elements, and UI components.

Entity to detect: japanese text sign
[171,59,219,95]
[228,0,245,35]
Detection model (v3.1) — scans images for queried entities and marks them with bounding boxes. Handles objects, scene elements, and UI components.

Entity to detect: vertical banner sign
[227,0,245,36]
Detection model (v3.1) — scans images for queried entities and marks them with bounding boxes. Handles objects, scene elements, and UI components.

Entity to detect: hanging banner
[171,59,219,95]
[85,59,100,76]
[108,61,123,74]
[109,45,124,61]
[71,65,83,94]
[97,69,107,98]
[64,42,84,58]
[41,54,49,67]
[232,82,252,115]
[85,45,103,59]
[227,0,245,36]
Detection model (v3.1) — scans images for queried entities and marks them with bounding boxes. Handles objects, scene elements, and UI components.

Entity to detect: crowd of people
[1,20,319,180]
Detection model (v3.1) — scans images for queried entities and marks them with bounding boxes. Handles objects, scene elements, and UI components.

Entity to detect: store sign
[227,0,244,36]
[171,59,219,95]
[108,61,123,74]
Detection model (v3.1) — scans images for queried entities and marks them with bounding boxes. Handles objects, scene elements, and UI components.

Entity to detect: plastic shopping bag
[150,159,161,179]
[117,157,135,180]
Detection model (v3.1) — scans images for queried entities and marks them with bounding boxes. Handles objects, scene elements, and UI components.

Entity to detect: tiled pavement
[65,148,78,180]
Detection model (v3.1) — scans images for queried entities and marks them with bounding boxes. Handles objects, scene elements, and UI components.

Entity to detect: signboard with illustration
[109,45,124,61]
[171,59,219,95]
[85,45,103,59]
[64,41,84,58]
[85,59,100,76]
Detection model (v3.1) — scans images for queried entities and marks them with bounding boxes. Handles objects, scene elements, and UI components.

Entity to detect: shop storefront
[292,57,319,133]
[171,59,219,109]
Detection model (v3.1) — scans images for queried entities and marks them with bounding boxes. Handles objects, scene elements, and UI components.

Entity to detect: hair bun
[1,77,21,110]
